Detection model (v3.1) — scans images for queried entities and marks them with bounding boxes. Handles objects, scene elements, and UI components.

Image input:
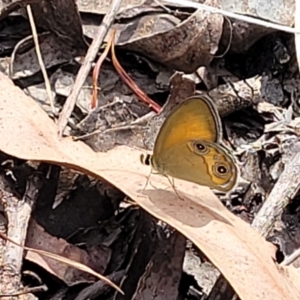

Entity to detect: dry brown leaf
[1,73,300,300]
[116,5,223,73]
[29,0,87,50]
[26,219,110,284]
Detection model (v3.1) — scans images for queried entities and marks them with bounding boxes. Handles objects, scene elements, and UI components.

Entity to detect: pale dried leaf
[0,73,300,300]
[26,220,110,284]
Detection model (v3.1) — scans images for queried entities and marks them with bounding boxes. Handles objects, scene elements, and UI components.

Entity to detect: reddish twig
[91,31,115,109]
[111,31,161,113]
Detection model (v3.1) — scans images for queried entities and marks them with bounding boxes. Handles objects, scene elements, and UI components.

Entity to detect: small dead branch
[0,171,45,298]
[57,0,122,136]
[111,31,161,113]
[0,285,47,298]
[26,5,56,116]
[251,143,300,237]
[91,31,115,109]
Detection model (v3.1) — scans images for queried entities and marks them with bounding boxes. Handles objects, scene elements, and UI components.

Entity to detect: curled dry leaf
[1,73,300,299]
[116,7,223,73]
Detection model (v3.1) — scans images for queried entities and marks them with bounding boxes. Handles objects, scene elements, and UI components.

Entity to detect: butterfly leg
[142,167,154,192]
[142,171,184,201]
[164,175,185,201]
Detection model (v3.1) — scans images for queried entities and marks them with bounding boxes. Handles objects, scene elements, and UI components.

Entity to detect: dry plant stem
[111,34,161,113]
[57,0,122,136]
[0,285,47,298]
[281,248,300,266]
[10,35,35,78]
[91,31,115,109]
[164,0,300,34]
[26,5,56,115]
[74,111,155,141]
[213,16,232,58]
[154,0,172,13]
[0,173,44,298]
[9,32,50,79]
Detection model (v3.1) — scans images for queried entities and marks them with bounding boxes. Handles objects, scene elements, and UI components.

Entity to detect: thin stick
[91,31,115,109]
[57,0,122,136]
[10,32,50,79]
[0,285,47,297]
[251,153,300,236]
[26,5,56,115]
[163,0,300,34]
[111,32,161,113]
[0,172,44,297]
[10,35,33,78]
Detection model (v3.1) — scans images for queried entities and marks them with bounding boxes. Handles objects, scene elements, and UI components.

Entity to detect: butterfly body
[141,96,238,192]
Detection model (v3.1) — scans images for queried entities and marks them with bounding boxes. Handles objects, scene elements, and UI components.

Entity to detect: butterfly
[141,95,238,192]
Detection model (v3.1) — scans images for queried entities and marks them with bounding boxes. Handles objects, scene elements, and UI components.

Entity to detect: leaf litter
[1,0,300,299]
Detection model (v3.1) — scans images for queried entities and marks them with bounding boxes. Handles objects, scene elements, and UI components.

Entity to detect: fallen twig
[57,0,122,136]
[111,32,161,113]
[91,31,115,109]
[26,4,56,116]
[0,171,45,298]
[251,151,300,237]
